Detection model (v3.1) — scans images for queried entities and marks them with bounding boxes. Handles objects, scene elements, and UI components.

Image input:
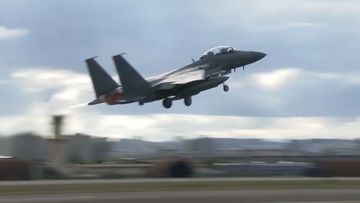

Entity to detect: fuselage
[144,47,266,102]
[149,48,265,82]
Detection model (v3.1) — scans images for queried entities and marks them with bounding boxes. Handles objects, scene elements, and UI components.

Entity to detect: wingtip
[112,53,126,58]
[88,98,104,105]
[85,56,98,63]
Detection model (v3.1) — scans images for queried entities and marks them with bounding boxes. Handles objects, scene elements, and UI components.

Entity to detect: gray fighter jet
[85,46,266,108]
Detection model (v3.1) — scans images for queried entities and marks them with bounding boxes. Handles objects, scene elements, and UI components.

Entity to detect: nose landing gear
[223,84,229,92]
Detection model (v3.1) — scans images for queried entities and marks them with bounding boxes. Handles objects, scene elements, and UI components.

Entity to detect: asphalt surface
[1,178,360,203]
[0,189,360,203]
[1,177,360,185]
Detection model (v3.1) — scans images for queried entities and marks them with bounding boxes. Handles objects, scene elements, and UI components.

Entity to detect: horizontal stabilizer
[88,98,103,105]
[85,58,119,98]
[68,103,88,109]
[112,54,152,100]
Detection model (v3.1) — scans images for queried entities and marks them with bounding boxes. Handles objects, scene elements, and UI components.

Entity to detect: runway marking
[280,201,360,203]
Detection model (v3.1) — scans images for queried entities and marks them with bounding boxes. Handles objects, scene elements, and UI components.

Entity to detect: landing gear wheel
[184,96,192,106]
[162,98,172,109]
[223,84,229,92]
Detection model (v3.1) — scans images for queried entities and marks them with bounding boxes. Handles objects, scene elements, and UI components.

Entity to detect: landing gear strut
[223,84,229,92]
[162,98,172,109]
[184,96,192,106]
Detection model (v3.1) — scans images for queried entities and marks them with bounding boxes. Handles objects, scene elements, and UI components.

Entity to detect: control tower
[47,115,67,173]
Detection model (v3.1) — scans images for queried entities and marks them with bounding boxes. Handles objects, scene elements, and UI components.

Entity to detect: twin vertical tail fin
[85,55,152,105]
[112,54,152,100]
[85,58,119,104]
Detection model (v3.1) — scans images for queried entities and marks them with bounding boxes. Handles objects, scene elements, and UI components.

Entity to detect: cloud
[245,68,360,92]
[1,110,359,141]
[310,71,360,86]
[286,22,327,28]
[0,79,12,85]
[64,114,360,140]
[10,68,94,116]
[213,67,360,117]
[8,66,360,117]
[11,68,89,89]
[0,26,28,39]
[251,68,301,91]
[0,67,359,140]
[188,0,360,30]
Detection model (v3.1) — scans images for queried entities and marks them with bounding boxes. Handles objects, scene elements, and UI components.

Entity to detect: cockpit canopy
[200,46,235,59]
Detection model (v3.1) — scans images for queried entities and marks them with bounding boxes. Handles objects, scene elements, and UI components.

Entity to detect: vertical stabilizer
[85,57,119,98]
[112,54,152,99]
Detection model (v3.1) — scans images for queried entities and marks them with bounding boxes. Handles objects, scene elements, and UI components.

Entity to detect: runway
[0,189,360,203]
[1,177,360,185]
[1,178,360,203]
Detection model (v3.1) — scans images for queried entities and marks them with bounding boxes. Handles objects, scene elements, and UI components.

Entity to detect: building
[185,137,216,155]
[9,133,49,161]
[65,133,110,163]
[286,139,358,155]
[0,136,11,156]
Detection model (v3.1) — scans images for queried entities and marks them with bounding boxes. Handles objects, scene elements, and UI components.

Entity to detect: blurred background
[1,115,360,180]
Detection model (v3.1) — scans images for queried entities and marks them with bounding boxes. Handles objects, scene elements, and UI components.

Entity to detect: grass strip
[0,179,360,195]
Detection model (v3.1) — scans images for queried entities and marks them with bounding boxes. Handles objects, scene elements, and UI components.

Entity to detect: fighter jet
[85,46,266,109]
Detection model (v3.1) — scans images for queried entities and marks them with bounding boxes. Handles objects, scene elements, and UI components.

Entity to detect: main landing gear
[184,96,192,106]
[162,98,172,109]
[223,83,229,92]
[162,96,192,109]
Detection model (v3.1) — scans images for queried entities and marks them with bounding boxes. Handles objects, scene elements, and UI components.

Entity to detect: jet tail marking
[85,58,119,98]
[112,54,152,100]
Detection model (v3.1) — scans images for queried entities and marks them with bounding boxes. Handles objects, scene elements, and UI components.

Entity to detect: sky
[0,0,359,141]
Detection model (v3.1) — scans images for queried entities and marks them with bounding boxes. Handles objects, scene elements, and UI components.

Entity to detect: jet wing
[163,68,205,84]
[153,66,207,90]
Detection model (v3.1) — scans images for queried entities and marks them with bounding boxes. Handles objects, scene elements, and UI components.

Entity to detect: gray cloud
[0,0,359,139]
[0,26,28,39]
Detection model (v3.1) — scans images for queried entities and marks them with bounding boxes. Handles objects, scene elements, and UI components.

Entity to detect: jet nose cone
[253,51,266,61]
[245,51,266,64]
[259,52,266,59]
